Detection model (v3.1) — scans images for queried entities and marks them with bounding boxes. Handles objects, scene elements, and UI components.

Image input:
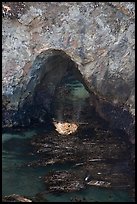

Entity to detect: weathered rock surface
[2,2,135,142]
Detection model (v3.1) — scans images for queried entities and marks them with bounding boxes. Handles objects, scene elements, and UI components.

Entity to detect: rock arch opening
[20,49,107,132]
[33,50,90,123]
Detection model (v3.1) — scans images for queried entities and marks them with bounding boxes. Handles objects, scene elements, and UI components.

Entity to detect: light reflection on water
[2,129,134,202]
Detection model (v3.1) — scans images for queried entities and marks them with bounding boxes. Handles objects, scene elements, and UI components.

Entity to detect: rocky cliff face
[2,2,135,143]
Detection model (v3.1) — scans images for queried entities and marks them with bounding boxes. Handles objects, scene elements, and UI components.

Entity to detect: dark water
[2,71,135,202]
[2,128,134,202]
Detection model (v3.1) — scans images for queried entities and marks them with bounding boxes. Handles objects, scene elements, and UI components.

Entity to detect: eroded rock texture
[2,2,135,143]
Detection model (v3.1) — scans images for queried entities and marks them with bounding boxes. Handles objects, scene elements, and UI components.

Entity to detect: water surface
[2,128,134,202]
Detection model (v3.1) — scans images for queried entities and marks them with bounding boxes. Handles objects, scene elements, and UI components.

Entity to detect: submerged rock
[87,180,111,188]
[43,170,85,193]
[24,124,134,194]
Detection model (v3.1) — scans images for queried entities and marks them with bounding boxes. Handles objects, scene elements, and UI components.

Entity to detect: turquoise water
[2,129,134,202]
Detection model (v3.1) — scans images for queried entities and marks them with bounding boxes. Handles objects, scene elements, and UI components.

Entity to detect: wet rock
[44,170,85,193]
[24,124,134,193]
[2,194,32,202]
[87,180,111,188]
[42,159,134,193]
[27,125,131,167]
